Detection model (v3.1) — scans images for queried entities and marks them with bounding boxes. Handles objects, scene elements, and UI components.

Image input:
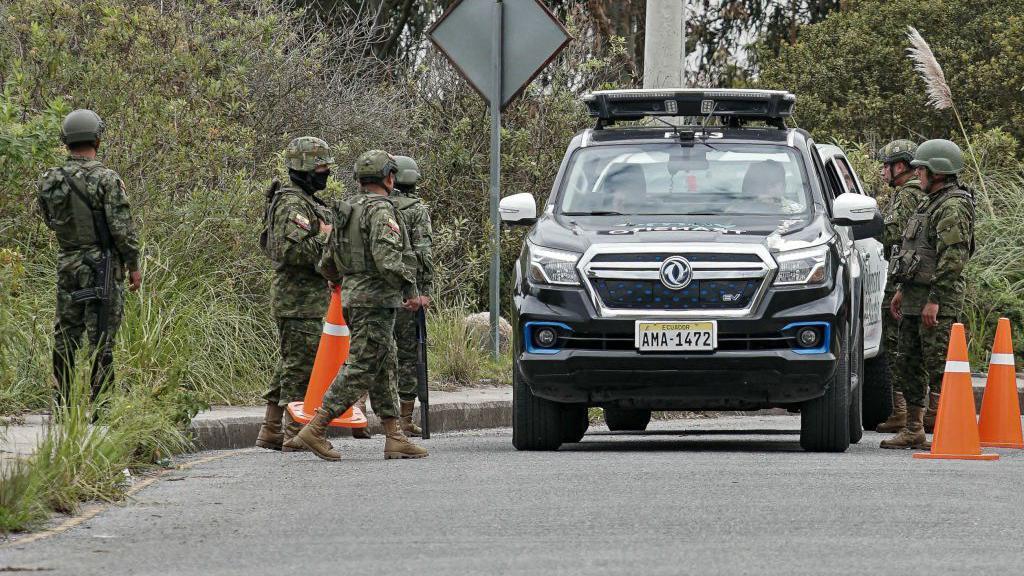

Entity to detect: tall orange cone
[287,286,367,429]
[915,323,998,460]
[978,318,1023,448]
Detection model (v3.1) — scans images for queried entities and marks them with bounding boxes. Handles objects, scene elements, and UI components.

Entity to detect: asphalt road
[3,415,1024,576]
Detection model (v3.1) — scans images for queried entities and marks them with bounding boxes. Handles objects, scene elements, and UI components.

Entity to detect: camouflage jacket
[899,181,973,316]
[265,185,332,318]
[392,189,434,297]
[36,156,141,278]
[319,189,418,308]
[881,177,924,294]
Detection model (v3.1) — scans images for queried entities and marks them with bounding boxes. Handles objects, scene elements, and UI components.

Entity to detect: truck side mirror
[831,193,877,226]
[499,193,537,226]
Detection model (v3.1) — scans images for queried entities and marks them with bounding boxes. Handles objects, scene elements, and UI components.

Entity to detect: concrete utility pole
[643,0,686,89]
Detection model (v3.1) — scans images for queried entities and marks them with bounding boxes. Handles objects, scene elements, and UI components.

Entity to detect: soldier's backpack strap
[259,180,283,258]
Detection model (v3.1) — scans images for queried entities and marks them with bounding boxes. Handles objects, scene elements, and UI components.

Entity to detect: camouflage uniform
[256,136,335,451]
[37,155,141,404]
[881,177,924,385]
[893,180,973,408]
[882,138,973,449]
[318,190,419,420]
[292,149,427,461]
[262,185,333,407]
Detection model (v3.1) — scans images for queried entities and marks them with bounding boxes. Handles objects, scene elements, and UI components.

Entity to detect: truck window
[558,143,811,217]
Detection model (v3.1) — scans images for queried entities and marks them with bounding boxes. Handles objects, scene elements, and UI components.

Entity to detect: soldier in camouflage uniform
[874,140,924,433]
[37,109,142,410]
[288,150,429,461]
[391,155,434,437]
[883,139,974,449]
[255,137,335,451]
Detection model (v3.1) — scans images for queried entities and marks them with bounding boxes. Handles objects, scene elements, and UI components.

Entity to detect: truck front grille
[578,244,777,318]
[591,278,759,310]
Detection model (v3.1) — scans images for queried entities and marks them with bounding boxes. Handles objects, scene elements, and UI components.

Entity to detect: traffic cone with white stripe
[978,318,1023,449]
[914,323,998,461]
[287,285,368,429]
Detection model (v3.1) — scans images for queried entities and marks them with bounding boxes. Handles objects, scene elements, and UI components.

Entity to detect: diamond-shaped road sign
[429,0,572,109]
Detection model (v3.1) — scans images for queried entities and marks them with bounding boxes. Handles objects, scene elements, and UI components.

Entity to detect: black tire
[561,404,589,443]
[849,326,864,444]
[604,407,652,432]
[800,327,852,452]
[512,365,564,451]
[862,347,893,430]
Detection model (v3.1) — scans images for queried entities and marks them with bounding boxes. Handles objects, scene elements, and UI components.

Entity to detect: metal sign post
[488,1,503,358]
[429,0,571,358]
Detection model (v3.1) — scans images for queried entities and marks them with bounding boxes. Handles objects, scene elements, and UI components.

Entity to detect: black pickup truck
[499,89,889,453]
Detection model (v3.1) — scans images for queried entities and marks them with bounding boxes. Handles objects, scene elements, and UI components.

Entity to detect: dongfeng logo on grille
[659,256,693,290]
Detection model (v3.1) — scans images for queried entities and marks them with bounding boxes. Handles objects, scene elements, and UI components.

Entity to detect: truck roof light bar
[583,89,796,129]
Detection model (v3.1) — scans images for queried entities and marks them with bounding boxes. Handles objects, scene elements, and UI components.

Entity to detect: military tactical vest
[37,162,107,251]
[392,194,420,212]
[890,186,974,286]
[323,193,394,276]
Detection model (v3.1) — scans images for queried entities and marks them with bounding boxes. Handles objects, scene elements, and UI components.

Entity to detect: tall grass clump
[427,306,511,389]
[0,374,192,534]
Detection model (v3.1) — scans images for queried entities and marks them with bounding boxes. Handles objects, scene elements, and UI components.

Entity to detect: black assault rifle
[416,307,431,438]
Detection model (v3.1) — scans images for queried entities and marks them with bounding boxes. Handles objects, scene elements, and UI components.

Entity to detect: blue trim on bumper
[782,321,831,355]
[524,321,573,355]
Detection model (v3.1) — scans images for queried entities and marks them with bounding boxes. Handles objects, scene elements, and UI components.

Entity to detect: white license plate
[635,321,717,351]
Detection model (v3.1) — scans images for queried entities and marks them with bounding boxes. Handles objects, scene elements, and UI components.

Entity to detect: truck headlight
[526,242,581,286]
[773,245,829,286]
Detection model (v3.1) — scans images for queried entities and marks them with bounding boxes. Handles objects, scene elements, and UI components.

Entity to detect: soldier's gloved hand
[889,290,903,321]
[319,222,333,235]
[402,298,422,312]
[129,269,142,292]
[922,303,939,328]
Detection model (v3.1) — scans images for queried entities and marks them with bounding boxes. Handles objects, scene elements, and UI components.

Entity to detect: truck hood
[528,212,833,253]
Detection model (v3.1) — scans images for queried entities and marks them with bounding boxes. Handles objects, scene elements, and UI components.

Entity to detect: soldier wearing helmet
[36,109,141,412]
[288,150,429,461]
[873,140,924,435]
[390,155,434,437]
[884,139,974,449]
[255,136,336,451]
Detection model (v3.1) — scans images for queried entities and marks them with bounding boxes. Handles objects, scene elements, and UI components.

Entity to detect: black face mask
[289,169,330,193]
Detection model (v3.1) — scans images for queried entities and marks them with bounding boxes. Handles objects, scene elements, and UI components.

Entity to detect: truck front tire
[512,366,564,451]
[800,328,852,452]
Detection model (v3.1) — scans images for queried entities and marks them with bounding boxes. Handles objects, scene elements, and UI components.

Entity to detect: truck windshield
[558,143,810,217]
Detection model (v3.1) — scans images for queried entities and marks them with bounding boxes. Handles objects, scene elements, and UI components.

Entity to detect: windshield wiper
[561,211,626,216]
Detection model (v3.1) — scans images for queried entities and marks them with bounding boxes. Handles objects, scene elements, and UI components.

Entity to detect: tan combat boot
[295,407,341,461]
[400,399,422,437]
[880,406,930,450]
[923,391,941,434]
[351,395,372,439]
[281,410,307,452]
[875,390,908,433]
[383,418,428,459]
[255,402,284,450]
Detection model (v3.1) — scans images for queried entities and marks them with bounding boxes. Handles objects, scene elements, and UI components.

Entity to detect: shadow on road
[562,429,805,453]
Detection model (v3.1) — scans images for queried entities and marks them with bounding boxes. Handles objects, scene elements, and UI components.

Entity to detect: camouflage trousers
[394,308,419,401]
[895,314,957,408]
[53,269,125,405]
[882,292,902,393]
[263,317,322,407]
[321,307,400,420]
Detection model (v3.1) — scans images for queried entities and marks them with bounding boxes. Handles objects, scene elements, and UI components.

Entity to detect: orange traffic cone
[287,286,367,429]
[915,323,998,460]
[978,318,1024,448]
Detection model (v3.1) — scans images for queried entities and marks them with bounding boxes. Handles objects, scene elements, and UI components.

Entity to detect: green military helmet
[393,155,421,186]
[877,139,917,165]
[284,136,335,171]
[910,139,964,175]
[60,109,105,145]
[353,149,398,182]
